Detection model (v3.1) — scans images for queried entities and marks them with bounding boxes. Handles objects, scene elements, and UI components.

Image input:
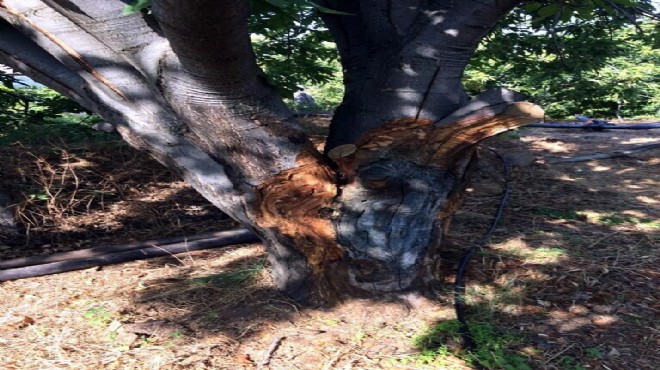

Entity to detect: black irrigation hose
[526,122,660,130]
[454,148,512,351]
[0,228,260,282]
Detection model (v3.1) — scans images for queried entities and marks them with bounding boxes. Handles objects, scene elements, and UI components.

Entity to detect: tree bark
[0,0,539,303]
[317,0,523,152]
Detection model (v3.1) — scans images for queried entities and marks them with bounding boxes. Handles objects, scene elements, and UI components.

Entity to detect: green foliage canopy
[3,0,658,123]
[465,1,659,118]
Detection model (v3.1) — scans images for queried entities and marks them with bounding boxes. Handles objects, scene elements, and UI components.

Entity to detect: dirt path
[0,126,658,369]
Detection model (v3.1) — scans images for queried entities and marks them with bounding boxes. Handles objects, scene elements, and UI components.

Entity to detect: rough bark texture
[317,0,523,152]
[0,0,539,303]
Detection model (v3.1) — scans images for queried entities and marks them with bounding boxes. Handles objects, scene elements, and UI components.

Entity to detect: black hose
[454,148,512,350]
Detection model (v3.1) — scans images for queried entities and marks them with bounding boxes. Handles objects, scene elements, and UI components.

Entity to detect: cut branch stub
[327,143,357,182]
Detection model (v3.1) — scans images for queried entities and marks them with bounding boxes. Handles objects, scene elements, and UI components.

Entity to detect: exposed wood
[327,144,357,160]
[0,229,260,282]
[0,229,258,270]
[327,144,358,183]
[349,100,543,171]
[253,89,544,297]
[255,152,343,279]
[546,142,660,164]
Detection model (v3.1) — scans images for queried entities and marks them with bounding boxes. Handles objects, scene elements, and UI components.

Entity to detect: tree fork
[255,95,543,302]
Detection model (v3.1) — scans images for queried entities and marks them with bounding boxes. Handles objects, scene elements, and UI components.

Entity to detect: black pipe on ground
[0,228,260,282]
[0,229,253,270]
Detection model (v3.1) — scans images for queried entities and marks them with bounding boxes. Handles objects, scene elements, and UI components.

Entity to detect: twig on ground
[267,299,301,316]
[544,343,576,365]
[323,348,348,370]
[586,231,620,249]
[260,335,284,366]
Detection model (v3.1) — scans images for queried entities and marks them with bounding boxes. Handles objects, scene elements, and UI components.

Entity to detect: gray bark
[318,0,522,152]
[0,0,530,303]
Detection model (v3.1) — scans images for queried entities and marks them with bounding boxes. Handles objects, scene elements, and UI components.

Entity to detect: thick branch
[0,20,94,109]
[151,0,259,87]
[0,1,255,224]
[42,0,169,87]
[321,0,524,152]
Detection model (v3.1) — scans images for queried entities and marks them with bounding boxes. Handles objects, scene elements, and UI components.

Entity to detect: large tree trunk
[0,0,538,303]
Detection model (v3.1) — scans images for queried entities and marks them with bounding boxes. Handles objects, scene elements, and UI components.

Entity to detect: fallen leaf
[235,353,255,365]
[0,316,35,331]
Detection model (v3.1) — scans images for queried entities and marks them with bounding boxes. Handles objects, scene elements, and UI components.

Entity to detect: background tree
[464,4,659,118]
[0,0,654,303]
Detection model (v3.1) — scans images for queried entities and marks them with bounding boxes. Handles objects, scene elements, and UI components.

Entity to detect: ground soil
[0,121,658,369]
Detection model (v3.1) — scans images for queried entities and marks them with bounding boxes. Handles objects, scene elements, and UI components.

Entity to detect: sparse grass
[583,347,603,359]
[522,247,569,264]
[83,305,114,327]
[411,320,531,370]
[598,214,659,228]
[0,114,116,146]
[555,355,587,370]
[191,259,266,288]
[534,207,587,221]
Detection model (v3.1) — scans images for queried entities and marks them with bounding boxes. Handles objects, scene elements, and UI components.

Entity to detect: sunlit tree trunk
[0,0,540,303]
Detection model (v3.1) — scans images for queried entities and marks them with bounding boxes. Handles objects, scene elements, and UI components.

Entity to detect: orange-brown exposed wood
[255,151,344,274]
[342,101,543,175]
[254,97,542,297]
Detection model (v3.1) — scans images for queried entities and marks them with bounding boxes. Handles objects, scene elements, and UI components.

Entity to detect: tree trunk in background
[0,0,539,303]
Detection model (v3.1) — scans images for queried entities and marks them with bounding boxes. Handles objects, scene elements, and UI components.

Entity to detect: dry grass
[0,124,658,369]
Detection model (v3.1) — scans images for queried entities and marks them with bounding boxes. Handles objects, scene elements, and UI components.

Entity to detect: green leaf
[308,2,354,15]
[522,2,543,12]
[576,6,596,19]
[122,0,151,15]
[538,3,561,18]
[265,0,290,8]
[610,0,637,6]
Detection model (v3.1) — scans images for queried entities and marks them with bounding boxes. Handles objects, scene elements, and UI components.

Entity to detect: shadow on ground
[0,127,657,369]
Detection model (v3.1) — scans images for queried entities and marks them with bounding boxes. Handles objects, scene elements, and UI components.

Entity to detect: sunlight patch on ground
[524,139,575,153]
[587,164,612,172]
[577,209,659,230]
[618,137,659,145]
[636,195,658,205]
[491,237,569,264]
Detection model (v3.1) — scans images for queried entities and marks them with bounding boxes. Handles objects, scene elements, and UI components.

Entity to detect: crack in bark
[414,64,442,120]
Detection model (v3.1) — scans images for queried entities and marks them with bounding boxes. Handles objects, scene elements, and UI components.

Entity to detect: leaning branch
[0,2,127,99]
